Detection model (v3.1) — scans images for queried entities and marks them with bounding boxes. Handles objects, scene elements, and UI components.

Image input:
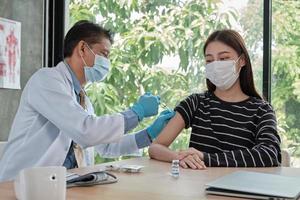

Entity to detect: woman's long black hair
[203,29,262,99]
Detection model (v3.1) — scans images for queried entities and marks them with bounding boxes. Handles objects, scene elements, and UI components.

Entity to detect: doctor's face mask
[81,43,110,83]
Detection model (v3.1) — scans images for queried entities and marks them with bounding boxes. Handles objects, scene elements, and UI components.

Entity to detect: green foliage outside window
[271,1,300,163]
[69,0,300,166]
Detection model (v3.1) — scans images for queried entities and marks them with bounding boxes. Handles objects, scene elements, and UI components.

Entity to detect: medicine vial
[171,160,180,178]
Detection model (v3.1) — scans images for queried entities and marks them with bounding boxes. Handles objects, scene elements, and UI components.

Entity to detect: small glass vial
[171,160,180,178]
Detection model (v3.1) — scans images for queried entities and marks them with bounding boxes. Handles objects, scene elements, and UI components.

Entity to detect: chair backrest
[0,141,7,160]
[281,149,291,167]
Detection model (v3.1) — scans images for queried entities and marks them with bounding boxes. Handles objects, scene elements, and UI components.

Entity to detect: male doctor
[0,20,175,182]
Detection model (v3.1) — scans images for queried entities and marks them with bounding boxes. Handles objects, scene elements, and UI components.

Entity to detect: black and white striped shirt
[174,91,281,167]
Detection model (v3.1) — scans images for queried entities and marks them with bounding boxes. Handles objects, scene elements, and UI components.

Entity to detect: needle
[161,101,172,111]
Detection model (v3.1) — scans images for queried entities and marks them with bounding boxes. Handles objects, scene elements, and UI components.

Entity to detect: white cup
[14,166,66,200]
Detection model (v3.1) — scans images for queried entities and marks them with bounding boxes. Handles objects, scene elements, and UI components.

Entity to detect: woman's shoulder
[247,96,275,113]
[187,90,212,100]
[179,91,211,106]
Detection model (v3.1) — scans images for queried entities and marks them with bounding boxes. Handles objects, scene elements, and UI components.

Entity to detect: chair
[0,141,7,160]
[281,149,291,167]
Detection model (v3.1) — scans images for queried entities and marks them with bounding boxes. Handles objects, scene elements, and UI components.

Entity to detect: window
[271,0,300,166]
[67,0,299,166]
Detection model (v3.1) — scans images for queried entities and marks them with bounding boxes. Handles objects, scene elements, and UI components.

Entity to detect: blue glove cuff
[146,126,155,140]
[131,104,144,121]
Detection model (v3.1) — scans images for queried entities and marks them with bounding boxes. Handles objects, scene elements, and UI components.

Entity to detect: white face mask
[205,57,241,90]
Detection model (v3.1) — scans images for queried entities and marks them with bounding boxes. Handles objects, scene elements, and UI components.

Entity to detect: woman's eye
[220,57,230,60]
[206,60,213,63]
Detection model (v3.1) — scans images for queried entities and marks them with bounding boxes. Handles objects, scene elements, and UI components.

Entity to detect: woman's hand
[177,148,206,170]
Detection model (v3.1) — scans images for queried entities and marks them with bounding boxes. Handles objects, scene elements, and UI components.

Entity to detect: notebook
[205,171,300,200]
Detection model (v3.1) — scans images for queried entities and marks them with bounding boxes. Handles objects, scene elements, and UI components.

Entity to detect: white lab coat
[0,62,140,182]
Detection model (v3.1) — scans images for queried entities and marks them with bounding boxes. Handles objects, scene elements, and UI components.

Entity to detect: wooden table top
[1,157,300,200]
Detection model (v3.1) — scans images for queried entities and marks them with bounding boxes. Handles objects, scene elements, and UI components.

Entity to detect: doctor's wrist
[135,130,152,148]
[121,109,139,133]
[131,104,144,121]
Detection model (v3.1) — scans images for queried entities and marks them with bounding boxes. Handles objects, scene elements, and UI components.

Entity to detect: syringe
[160,101,172,111]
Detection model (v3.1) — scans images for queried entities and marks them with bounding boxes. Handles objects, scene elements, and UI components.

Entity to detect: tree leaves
[69,0,243,162]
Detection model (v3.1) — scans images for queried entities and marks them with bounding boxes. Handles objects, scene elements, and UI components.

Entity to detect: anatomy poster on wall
[0,17,21,89]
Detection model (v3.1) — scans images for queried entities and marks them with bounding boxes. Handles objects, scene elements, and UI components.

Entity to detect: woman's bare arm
[148,112,185,162]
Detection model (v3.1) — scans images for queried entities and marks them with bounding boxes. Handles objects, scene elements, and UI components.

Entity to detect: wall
[0,0,44,140]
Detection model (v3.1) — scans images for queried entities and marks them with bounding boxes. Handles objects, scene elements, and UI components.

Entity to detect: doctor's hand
[131,92,160,121]
[146,109,175,140]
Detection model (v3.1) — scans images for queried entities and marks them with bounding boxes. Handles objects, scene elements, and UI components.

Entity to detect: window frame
[45,0,272,99]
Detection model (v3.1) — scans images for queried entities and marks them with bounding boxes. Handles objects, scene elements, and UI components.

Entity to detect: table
[1,157,300,200]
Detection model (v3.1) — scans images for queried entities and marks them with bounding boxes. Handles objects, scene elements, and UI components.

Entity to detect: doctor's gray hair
[63,20,114,58]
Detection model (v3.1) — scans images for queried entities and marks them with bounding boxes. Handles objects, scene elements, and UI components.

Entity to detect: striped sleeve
[174,94,200,129]
[203,103,281,167]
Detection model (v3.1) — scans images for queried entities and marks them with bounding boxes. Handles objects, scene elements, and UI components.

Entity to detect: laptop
[205,171,300,200]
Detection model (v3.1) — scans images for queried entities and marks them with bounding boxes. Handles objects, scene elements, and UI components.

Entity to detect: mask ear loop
[85,43,96,56]
[234,55,243,74]
[80,51,89,67]
[85,42,108,58]
[82,42,97,67]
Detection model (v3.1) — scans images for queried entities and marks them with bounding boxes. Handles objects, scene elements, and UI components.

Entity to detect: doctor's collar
[63,60,82,95]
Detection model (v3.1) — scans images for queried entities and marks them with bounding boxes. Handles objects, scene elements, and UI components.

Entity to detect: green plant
[70,0,237,164]
[240,0,300,165]
[69,0,300,166]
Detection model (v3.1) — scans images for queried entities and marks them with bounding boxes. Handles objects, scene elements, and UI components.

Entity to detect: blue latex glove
[131,92,160,121]
[146,109,175,139]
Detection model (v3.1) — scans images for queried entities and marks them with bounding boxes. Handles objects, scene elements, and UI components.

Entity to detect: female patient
[149,29,281,169]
